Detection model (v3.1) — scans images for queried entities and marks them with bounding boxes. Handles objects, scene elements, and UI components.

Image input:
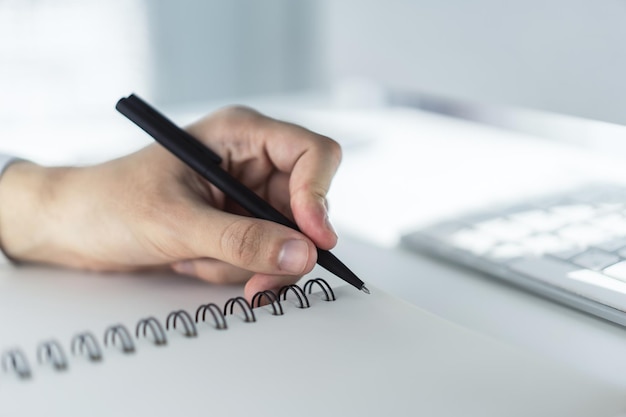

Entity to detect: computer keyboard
[401,184,626,326]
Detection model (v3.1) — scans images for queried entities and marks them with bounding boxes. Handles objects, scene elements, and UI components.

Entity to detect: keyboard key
[475,218,532,241]
[508,257,626,308]
[550,247,586,261]
[449,229,496,255]
[603,261,626,283]
[568,269,626,295]
[570,249,620,271]
[589,213,626,235]
[520,234,574,255]
[509,209,568,232]
[594,237,626,252]
[558,224,613,247]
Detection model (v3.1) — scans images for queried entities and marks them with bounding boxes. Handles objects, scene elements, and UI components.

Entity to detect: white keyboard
[401,184,626,326]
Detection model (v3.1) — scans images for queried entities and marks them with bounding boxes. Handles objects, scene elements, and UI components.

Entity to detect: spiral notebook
[0,265,624,417]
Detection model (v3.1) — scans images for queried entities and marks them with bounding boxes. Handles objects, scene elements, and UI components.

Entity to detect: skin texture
[0,106,342,301]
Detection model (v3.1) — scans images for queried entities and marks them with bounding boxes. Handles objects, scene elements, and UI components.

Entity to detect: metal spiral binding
[1,349,31,379]
[195,302,227,329]
[223,297,256,322]
[136,317,168,346]
[251,290,284,315]
[303,278,336,302]
[3,278,335,380]
[37,340,68,371]
[166,310,198,337]
[71,331,102,362]
[278,284,310,308]
[104,324,135,353]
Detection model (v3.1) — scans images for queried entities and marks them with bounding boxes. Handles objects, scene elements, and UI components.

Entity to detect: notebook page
[2,285,624,417]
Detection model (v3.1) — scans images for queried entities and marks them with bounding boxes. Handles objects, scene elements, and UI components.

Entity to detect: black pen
[116,94,369,294]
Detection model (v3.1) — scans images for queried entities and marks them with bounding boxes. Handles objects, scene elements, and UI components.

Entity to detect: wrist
[0,162,72,263]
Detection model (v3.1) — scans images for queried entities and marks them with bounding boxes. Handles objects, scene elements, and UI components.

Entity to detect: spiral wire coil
[1,278,336,380]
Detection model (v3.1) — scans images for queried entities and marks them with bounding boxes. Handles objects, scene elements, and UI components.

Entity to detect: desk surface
[5,93,626,389]
[335,234,626,389]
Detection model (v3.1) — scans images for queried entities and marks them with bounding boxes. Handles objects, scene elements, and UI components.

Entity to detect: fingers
[187,106,342,250]
[174,205,317,277]
[170,107,341,291]
[262,120,342,250]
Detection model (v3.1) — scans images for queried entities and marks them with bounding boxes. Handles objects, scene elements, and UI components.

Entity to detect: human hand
[0,106,342,300]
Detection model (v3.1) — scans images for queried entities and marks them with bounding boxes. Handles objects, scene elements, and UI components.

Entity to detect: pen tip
[360,285,370,295]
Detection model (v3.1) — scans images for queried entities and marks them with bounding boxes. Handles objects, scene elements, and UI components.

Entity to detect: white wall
[146,0,324,105]
[144,0,626,125]
[320,0,626,124]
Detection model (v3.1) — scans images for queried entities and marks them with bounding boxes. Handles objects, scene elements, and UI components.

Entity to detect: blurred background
[2,0,626,161]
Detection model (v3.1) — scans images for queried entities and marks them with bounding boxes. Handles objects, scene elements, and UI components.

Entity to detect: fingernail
[278,240,309,274]
[172,261,195,275]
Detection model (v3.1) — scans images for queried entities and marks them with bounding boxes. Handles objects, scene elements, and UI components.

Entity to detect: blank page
[1,281,624,417]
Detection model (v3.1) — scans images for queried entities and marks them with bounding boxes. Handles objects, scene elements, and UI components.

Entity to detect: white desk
[5,93,626,389]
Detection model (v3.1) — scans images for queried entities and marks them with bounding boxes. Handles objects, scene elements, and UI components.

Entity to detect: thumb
[178,208,317,276]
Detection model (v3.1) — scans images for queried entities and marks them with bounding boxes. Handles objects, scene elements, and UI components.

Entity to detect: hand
[0,106,342,300]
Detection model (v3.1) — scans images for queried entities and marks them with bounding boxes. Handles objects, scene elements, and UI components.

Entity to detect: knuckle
[216,105,262,126]
[209,105,267,141]
[319,136,343,164]
[307,183,329,201]
[224,104,258,115]
[220,220,264,267]
[292,175,330,199]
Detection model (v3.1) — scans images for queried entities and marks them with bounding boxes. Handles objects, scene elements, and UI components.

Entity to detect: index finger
[259,118,342,250]
[187,107,343,250]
